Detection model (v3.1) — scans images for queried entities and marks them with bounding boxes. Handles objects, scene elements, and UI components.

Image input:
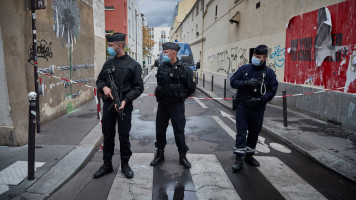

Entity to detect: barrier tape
[37,71,348,102]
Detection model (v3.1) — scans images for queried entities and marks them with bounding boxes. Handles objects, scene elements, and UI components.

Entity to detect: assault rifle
[105,67,125,120]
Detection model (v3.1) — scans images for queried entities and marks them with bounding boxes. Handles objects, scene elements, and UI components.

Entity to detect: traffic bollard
[224,79,227,99]
[211,75,214,91]
[283,90,288,127]
[28,92,37,180]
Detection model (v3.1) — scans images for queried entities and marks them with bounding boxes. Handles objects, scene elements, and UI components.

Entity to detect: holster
[232,95,239,111]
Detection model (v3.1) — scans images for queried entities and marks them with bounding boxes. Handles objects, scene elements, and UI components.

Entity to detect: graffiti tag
[28,40,53,62]
[270,45,285,68]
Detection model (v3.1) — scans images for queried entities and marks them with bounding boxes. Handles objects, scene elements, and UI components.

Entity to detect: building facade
[173,0,355,131]
[105,0,127,36]
[127,0,144,66]
[147,27,170,66]
[0,0,106,146]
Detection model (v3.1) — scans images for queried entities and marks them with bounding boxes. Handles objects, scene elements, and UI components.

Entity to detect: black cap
[106,33,126,42]
[162,42,180,51]
[254,45,268,55]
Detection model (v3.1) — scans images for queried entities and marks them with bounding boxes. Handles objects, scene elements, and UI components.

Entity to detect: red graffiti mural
[285,0,356,93]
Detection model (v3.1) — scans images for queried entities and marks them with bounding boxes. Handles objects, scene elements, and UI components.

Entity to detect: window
[192,10,194,21]
[159,45,162,51]
[105,6,114,10]
[256,2,260,9]
[148,57,151,64]
[196,4,199,15]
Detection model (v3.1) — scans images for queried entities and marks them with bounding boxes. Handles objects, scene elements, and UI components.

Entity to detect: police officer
[150,42,196,168]
[94,33,144,179]
[230,44,278,172]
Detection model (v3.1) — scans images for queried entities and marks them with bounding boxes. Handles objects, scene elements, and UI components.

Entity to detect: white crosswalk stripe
[107,153,154,200]
[187,154,241,200]
[255,156,328,200]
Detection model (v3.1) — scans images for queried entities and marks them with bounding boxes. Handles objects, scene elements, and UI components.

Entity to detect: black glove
[244,78,260,88]
[243,97,262,108]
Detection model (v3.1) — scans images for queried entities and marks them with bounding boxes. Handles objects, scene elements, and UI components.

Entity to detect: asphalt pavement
[196,77,356,182]
[0,66,355,200]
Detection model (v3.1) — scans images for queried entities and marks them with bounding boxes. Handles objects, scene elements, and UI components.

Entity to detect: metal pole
[283,90,288,127]
[196,72,199,85]
[31,0,40,133]
[224,79,226,98]
[211,75,214,91]
[203,73,205,88]
[28,92,37,180]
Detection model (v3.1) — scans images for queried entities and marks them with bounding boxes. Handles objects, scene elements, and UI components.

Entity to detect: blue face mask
[162,54,171,63]
[107,47,117,56]
[252,56,261,66]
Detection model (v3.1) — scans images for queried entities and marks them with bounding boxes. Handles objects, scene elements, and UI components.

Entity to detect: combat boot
[93,161,113,179]
[150,149,165,166]
[244,155,260,167]
[179,153,191,169]
[121,162,134,179]
[232,155,244,172]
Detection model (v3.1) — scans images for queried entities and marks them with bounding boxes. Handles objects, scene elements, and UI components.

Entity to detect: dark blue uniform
[230,62,278,154]
[154,60,196,154]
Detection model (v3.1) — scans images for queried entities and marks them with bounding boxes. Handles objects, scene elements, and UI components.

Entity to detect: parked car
[155,42,200,84]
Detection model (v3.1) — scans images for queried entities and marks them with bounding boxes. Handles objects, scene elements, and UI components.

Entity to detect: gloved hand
[244,78,260,88]
[243,97,262,108]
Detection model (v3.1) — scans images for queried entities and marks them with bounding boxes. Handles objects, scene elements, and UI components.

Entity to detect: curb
[13,123,103,200]
[197,86,356,182]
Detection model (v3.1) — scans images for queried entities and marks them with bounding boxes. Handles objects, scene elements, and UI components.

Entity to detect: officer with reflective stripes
[150,42,196,168]
[230,45,278,171]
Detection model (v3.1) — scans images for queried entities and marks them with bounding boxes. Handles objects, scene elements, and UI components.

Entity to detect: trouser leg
[235,105,248,150]
[170,103,188,154]
[155,102,169,149]
[246,106,265,150]
[102,101,117,162]
[117,102,133,163]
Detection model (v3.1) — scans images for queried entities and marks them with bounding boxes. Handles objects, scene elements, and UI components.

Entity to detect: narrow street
[48,70,356,200]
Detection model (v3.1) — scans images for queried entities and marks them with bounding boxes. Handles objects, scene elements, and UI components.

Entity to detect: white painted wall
[93,0,106,79]
[0,26,13,126]
[127,0,143,66]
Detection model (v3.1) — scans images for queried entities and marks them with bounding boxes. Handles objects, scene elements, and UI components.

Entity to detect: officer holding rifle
[95,33,143,179]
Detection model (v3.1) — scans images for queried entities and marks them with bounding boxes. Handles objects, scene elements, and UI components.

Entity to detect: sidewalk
[196,79,356,182]
[0,68,154,200]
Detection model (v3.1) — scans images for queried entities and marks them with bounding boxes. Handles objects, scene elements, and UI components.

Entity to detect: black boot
[93,161,113,179]
[232,155,243,172]
[179,154,191,169]
[150,149,165,166]
[121,162,134,179]
[244,155,260,167]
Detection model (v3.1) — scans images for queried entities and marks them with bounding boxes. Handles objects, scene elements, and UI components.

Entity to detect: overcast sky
[136,0,181,27]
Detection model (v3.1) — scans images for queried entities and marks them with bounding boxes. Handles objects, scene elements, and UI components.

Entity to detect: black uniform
[230,62,278,154]
[96,53,144,163]
[154,59,196,154]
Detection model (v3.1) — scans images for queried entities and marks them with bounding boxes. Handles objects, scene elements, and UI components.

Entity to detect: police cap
[162,42,180,51]
[106,33,126,42]
[254,45,268,55]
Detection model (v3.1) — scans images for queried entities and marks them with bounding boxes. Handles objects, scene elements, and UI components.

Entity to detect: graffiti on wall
[28,40,53,62]
[52,0,80,47]
[269,45,285,68]
[285,0,356,93]
[212,45,284,73]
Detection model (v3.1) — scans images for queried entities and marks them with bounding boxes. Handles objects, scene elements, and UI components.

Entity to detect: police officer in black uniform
[230,45,278,172]
[150,42,196,168]
[94,33,144,179]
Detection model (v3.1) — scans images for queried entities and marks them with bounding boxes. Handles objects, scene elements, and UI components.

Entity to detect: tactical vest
[155,63,187,102]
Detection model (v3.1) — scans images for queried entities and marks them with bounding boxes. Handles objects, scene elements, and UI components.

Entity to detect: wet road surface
[49,72,356,200]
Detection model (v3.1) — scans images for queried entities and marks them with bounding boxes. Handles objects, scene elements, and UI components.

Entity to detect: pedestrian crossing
[106,153,326,200]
